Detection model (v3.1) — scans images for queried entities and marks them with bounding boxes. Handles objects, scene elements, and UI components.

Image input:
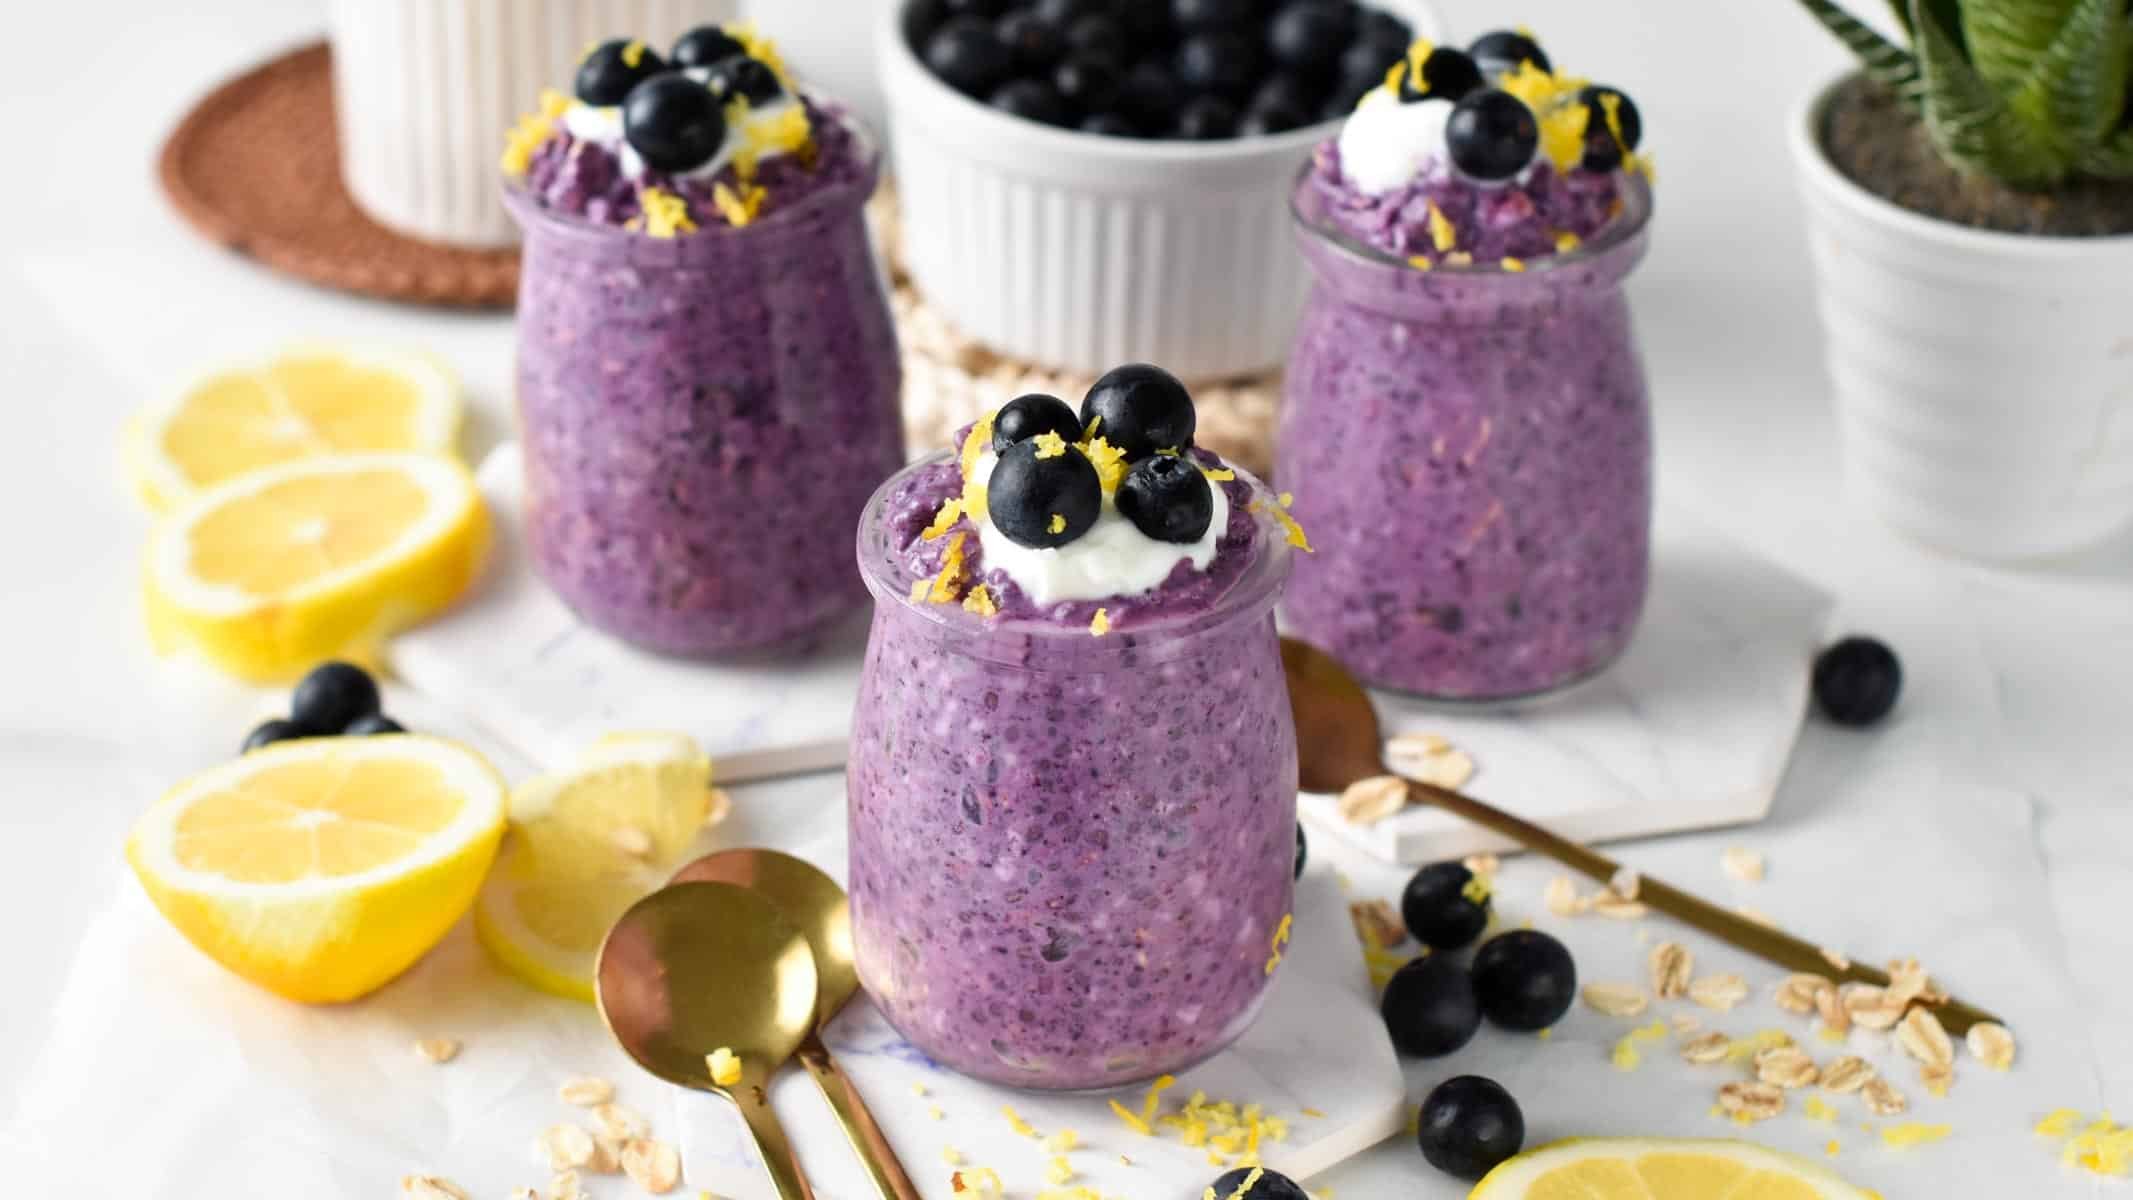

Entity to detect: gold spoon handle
[729,1083,816,1200]
[798,1037,922,1200]
[1401,779,2006,1036]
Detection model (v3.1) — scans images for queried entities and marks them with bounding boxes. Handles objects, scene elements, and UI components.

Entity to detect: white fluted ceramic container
[1792,75,2133,560]
[877,0,1443,380]
[328,0,739,248]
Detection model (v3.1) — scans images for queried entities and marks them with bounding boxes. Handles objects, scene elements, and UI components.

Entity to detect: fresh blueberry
[1116,455,1216,544]
[671,26,747,70]
[1241,94,1314,134]
[290,661,381,735]
[242,718,305,754]
[1812,636,1902,727]
[1172,0,1254,31]
[925,16,1014,97]
[1117,61,1184,131]
[996,10,1065,74]
[1064,13,1127,64]
[1176,31,1261,101]
[622,74,729,172]
[1116,1,1173,43]
[704,55,783,104]
[1079,111,1143,136]
[1356,8,1413,52]
[1445,89,1538,182]
[943,0,1005,15]
[1380,955,1482,1057]
[1399,46,1483,103]
[1401,861,1492,951]
[1333,37,1402,109]
[1080,363,1196,457]
[1207,1166,1310,1200]
[1578,85,1644,171]
[1053,55,1122,115]
[987,439,1103,548]
[344,713,407,736]
[1254,72,1326,118]
[905,0,950,47]
[1294,822,1308,879]
[1417,1075,1525,1180]
[1175,94,1241,138]
[1033,0,1105,25]
[575,38,669,107]
[1268,3,1353,75]
[1469,929,1576,1032]
[990,78,1071,124]
[992,393,1086,451]
[1467,29,1553,77]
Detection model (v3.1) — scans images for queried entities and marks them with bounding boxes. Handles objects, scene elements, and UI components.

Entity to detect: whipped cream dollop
[1336,88,1453,197]
[969,451,1229,607]
[560,92,805,182]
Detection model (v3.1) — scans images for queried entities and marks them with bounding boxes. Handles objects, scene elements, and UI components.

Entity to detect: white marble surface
[2,0,2131,1197]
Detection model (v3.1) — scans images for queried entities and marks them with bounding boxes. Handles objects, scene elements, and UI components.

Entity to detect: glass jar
[845,456,1297,1090]
[1278,172,1654,701]
[503,126,902,658]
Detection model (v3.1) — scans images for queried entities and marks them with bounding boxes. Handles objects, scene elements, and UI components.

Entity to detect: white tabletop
[1,0,2128,1195]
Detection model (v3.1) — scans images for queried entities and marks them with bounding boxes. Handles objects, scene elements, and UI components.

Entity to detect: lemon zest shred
[1501,257,1527,273]
[705,1047,742,1087]
[1109,1099,1152,1136]
[499,89,571,176]
[1081,436,1129,493]
[962,585,997,617]
[1089,608,1111,637]
[1880,1122,1952,1149]
[1049,513,1067,534]
[1033,431,1069,459]
[1001,1104,1039,1138]
[1407,254,1435,272]
[712,182,767,228]
[1499,60,1591,171]
[921,496,965,541]
[1045,1157,1075,1185]
[960,413,996,480]
[1203,467,1236,483]
[1264,912,1293,975]
[1554,230,1583,253]
[621,40,647,68]
[925,533,968,604]
[1426,202,1457,253]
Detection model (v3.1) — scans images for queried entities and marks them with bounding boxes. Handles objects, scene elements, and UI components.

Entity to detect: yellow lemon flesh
[1472,1138,1879,1200]
[475,733,724,1002]
[143,452,488,681]
[125,344,462,512]
[126,736,506,1004]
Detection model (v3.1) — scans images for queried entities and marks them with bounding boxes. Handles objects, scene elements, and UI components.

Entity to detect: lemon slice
[143,452,489,681]
[124,344,462,511]
[126,735,506,1003]
[474,734,723,1001]
[1472,1138,1878,1199]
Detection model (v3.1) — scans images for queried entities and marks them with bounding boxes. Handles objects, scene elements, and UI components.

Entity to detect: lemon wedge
[124,344,462,512]
[142,452,488,681]
[475,733,725,1001]
[126,735,506,1003]
[1472,1138,1878,1199]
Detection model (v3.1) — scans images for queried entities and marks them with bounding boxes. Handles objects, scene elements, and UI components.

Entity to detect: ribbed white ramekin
[877,0,1444,380]
[328,0,740,248]
[1792,75,2133,561]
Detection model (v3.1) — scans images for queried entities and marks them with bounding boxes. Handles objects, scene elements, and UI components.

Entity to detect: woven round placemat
[158,41,518,308]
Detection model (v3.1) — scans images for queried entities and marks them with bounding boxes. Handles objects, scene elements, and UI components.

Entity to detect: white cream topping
[1337,88,1453,196]
[968,450,1229,607]
[560,91,803,182]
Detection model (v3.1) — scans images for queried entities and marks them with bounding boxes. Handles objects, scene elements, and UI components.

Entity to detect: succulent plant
[1798,0,2133,186]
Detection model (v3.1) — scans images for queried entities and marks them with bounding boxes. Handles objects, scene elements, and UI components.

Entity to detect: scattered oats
[1609,867,1642,901]
[1462,853,1501,879]
[1348,899,1407,950]
[1384,732,1449,766]
[1819,946,1851,971]
[1336,775,1408,826]
[1718,1081,1785,1123]
[1897,1008,1954,1069]
[1385,734,1476,790]
[539,1125,597,1171]
[1689,974,1750,1012]
[610,826,654,858]
[414,1038,461,1064]
[1861,1077,1909,1116]
[620,1137,681,1194]
[1648,942,1693,999]
[558,1077,614,1107]
[1820,1055,1875,1093]
[1775,973,1832,1016]
[1921,1062,1955,1097]
[1408,747,1476,790]
[1721,847,1766,882]
[950,1167,1004,1197]
[1842,985,1904,1031]
[512,1188,539,1200]
[1815,983,1852,1035]
[1582,982,1650,1017]
[594,1102,647,1139]
[1671,1013,1704,1035]
[401,1176,469,1199]
[548,1170,582,1200]
[1591,893,1649,919]
[1735,906,1777,927]
[1544,876,1589,917]
[1755,1046,1821,1089]
[1967,1021,2016,1070]
[1884,958,1933,1007]
[586,1135,623,1175]
[1681,1031,1732,1064]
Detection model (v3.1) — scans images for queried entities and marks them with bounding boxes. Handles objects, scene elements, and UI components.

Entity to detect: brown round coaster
[157,41,518,308]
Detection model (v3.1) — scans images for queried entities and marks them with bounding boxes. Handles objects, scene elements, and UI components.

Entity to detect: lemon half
[1471,1137,1879,1200]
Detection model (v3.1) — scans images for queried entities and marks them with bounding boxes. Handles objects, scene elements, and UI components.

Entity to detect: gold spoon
[671,850,920,1200]
[1282,636,2006,1036]
[597,881,820,1200]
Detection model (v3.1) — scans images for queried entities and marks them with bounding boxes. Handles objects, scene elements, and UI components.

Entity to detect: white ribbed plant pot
[1792,74,2133,561]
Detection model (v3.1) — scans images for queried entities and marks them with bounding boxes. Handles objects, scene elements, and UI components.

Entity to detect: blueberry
[1268,3,1353,75]
[1445,89,1538,182]
[996,10,1065,74]
[1577,85,1644,171]
[1116,1,1174,43]
[1175,94,1241,138]
[1033,0,1105,25]
[1417,1075,1525,1180]
[1064,13,1126,64]
[925,16,1014,97]
[1356,9,1413,52]
[1176,31,1261,101]
[1241,94,1313,134]
[1380,955,1482,1057]
[943,0,1005,15]
[1080,111,1143,137]
[576,39,669,108]
[622,74,729,172]
[1399,46,1484,103]
[704,56,783,104]
[1812,636,1902,727]
[1053,55,1122,114]
[1080,363,1196,457]
[1333,38,1402,108]
[1207,1166,1310,1200]
[987,439,1102,548]
[990,78,1070,124]
[1469,929,1576,1031]
[1117,61,1184,131]
[1294,822,1308,879]
[290,661,381,735]
[1467,29,1553,77]
[1173,0,1254,31]
[992,392,1085,451]
[344,713,407,736]
[1254,72,1326,118]
[1401,861,1492,951]
[242,718,305,754]
[1116,455,1216,544]
[670,26,748,70]
[905,0,950,47]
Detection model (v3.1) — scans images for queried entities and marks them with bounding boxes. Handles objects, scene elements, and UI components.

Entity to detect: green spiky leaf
[1883,0,1915,32]
[2011,0,2132,153]
[1914,0,2070,183]
[2079,125,2133,176]
[1797,0,1924,103]
[1962,0,2079,94]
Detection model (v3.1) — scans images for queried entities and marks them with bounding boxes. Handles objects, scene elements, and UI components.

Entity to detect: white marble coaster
[1298,508,1834,864]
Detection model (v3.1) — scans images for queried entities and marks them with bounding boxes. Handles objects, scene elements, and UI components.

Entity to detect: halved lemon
[474,734,725,1001]
[124,344,462,512]
[1471,1138,1878,1199]
[142,452,489,681]
[126,736,507,1003]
